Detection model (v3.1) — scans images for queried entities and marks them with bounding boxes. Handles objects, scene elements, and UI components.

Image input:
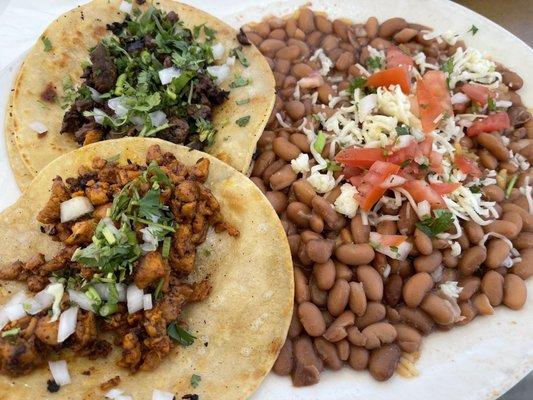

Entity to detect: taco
[0,137,293,399]
[7,0,275,189]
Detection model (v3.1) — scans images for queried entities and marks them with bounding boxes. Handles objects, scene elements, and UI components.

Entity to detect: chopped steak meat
[89,43,118,93]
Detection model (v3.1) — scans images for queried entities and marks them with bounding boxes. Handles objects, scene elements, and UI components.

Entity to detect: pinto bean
[309,278,328,307]
[349,281,367,316]
[478,149,498,170]
[252,150,275,177]
[510,248,533,279]
[483,219,520,239]
[393,27,418,43]
[273,339,294,375]
[351,214,370,243]
[270,165,297,191]
[485,238,512,269]
[347,325,367,347]
[355,302,386,329]
[356,265,384,301]
[305,239,334,264]
[287,202,312,227]
[397,305,434,334]
[503,274,527,310]
[265,191,288,214]
[458,300,478,324]
[384,274,403,306]
[290,133,311,153]
[458,276,481,301]
[477,133,509,161]
[414,251,443,273]
[364,17,379,39]
[420,293,456,325]
[311,196,339,229]
[503,203,533,232]
[472,293,494,315]
[336,339,350,361]
[370,37,391,49]
[398,202,417,235]
[393,323,422,353]
[313,260,336,290]
[442,248,458,269]
[402,272,433,307]
[378,17,407,38]
[362,322,397,349]
[262,159,285,183]
[368,344,401,381]
[414,228,433,255]
[512,232,533,250]
[298,302,326,336]
[272,137,301,161]
[314,338,342,370]
[335,52,354,71]
[502,70,524,90]
[293,335,323,372]
[458,246,486,275]
[297,8,315,33]
[336,243,375,265]
[323,311,355,342]
[327,279,351,316]
[294,266,310,304]
[259,38,286,56]
[348,346,369,370]
[292,180,316,207]
[288,308,303,338]
[335,261,353,281]
[481,270,504,306]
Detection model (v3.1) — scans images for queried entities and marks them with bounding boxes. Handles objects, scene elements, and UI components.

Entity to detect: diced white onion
[60,196,94,223]
[5,291,28,307]
[57,306,78,343]
[5,303,26,321]
[94,283,126,302]
[143,294,153,310]
[46,283,65,322]
[153,389,175,400]
[91,108,107,124]
[158,67,182,85]
[88,87,102,101]
[225,56,236,66]
[211,42,225,60]
[24,289,54,315]
[107,97,130,117]
[28,121,48,134]
[369,232,412,261]
[127,284,144,314]
[105,389,124,399]
[68,290,94,312]
[119,0,133,13]
[417,200,431,218]
[380,174,407,189]
[49,360,71,386]
[140,227,158,253]
[149,110,168,127]
[495,100,512,109]
[450,92,469,105]
[206,64,230,85]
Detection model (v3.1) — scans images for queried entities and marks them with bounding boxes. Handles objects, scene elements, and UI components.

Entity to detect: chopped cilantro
[505,174,518,199]
[235,98,250,105]
[366,56,382,72]
[390,246,399,253]
[395,125,410,136]
[197,118,217,145]
[487,97,496,112]
[400,159,411,168]
[191,374,201,388]
[236,115,250,127]
[469,185,481,194]
[348,76,367,95]
[162,237,171,259]
[154,278,165,300]
[313,131,326,153]
[1,328,20,338]
[326,160,342,172]
[229,75,250,88]
[231,46,249,67]
[60,76,78,109]
[440,58,455,75]
[41,36,52,52]
[167,323,196,346]
[468,25,479,36]
[415,209,455,237]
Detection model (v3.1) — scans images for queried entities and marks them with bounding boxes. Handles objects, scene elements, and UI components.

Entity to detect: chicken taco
[7,0,275,189]
[0,137,293,399]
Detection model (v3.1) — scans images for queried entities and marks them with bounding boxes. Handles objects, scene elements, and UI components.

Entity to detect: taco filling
[0,144,238,378]
[60,6,236,148]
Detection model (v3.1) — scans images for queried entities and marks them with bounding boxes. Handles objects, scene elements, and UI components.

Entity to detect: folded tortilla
[0,137,293,399]
[7,0,275,190]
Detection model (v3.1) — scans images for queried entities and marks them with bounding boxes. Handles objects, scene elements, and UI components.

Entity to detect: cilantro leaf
[313,131,326,153]
[348,76,367,95]
[236,115,250,127]
[395,125,410,136]
[41,36,52,52]
[468,25,479,35]
[231,46,249,67]
[191,374,201,388]
[235,98,250,105]
[1,328,21,338]
[229,75,250,88]
[415,209,455,237]
[366,57,382,72]
[167,323,196,346]
[326,160,342,172]
[197,118,217,144]
[487,97,496,112]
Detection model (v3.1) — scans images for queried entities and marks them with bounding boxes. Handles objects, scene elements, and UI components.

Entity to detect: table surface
[452,2,533,399]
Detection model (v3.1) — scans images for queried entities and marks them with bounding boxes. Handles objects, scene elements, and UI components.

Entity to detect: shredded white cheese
[334,183,359,217]
[291,153,311,174]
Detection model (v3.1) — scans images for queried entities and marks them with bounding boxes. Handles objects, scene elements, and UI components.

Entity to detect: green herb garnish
[197,118,216,145]
[415,209,455,237]
[167,323,196,346]
[41,36,52,52]
[469,185,482,194]
[1,328,20,338]
[395,125,410,136]
[505,175,518,199]
[235,98,250,105]
[326,160,342,172]
[487,97,496,112]
[236,115,250,127]
[191,374,201,388]
[468,25,479,35]
[313,131,326,153]
[229,75,250,88]
[366,57,382,72]
[231,46,249,68]
[348,76,367,95]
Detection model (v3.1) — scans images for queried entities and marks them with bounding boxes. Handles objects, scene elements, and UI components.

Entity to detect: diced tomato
[355,161,401,211]
[335,147,385,169]
[460,83,490,105]
[417,70,453,133]
[367,66,411,94]
[430,182,461,196]
[349,175,364,186]
[429,151,444,174]
[378,234,408,247]
[454,154,482,177]
[343,166,364,180]
[418,137,433,157]
[402,180,446,208]
[386,142,418,165]
[466,112,511,137]
[386,47,414,69]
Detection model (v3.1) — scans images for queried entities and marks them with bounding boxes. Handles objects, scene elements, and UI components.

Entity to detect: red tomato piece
[367,66,411,94]
[430,182,461,196]
[454,154,482,177]
[418,137,433,157]
[402,180,446,208]
[336,147,385,169]
[466,112,511,137]
[386,142,418,165]
[355,161,401,211]
[460,83,490,105]
[429,151,444,174]
[386,47,414,69]
[417,70,453,133]
[378,234,408,247]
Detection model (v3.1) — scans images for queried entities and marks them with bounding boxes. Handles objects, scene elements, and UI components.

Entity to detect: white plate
[0,1,532,399]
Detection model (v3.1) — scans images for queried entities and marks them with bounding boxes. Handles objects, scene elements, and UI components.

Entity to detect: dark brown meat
[100,375,121,391]
[187,104,211,120]
[60,98,95,134]
[74,122,104,146]
[26,275,49,292]
[237,28,252,46]
[134,251,166,289]
[37,177,71,224]
[158,283,193,321]
[41,246,78,274]
[40,83,57,102]
[168,250,195,275]
[89,43,117,93]
[158,117,189,144]
[0,336,46,376]
[192,73,229,106]
[140,335,171,371]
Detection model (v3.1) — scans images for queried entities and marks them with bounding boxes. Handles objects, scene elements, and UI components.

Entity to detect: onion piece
[105,389,124,399]
[4,303,26,322]
[107,97,130,117]
[88,87,102,101]
[380,174,407,189]
[68,290,94,312]
[143,294,153,310]
[206,64,230,85]
[211,42,225,60]
[417,200,431,218]
[127,285,144,314]
[91,108,107,124]
[60,196,94,223]
[28,121,48,134]
[94,283,126,302]
[149,110,168,127]
[118,0,133,13]
[24,289,54,315]
[450,92,469,105]
[58,307,78,343]
[158,67,181,85]
[369,232,412,261]
[48,360,71,386]
[153,389,176,400]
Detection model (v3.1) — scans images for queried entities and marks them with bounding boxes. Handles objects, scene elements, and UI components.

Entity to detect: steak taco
[0,138,293,399]
[7,0,275,189]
